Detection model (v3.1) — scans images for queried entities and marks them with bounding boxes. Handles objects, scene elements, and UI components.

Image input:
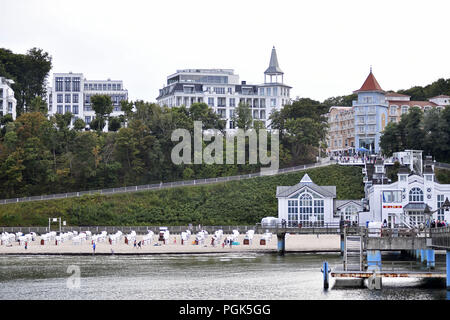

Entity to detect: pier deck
[331,270,445,278]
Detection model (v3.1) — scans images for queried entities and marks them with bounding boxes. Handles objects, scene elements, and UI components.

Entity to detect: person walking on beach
[25,241,28,250]
[92,242,96,255]
[134,239,137,248]
[138,241,141,249]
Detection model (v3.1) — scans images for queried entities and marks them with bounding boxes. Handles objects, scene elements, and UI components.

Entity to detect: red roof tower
[354,68,384,93]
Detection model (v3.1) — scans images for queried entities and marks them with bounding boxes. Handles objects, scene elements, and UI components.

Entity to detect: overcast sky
[1,0,450,102]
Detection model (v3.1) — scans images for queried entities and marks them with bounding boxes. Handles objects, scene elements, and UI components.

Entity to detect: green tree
[108,116,122,132]
[0,48,52,115]
[232,103,252,130]
[90,95,113,132]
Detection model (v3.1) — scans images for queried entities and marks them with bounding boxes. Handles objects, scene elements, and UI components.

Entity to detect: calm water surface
[0,253,448,300]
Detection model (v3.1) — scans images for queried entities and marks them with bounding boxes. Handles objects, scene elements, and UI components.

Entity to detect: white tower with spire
[264,46,284,84]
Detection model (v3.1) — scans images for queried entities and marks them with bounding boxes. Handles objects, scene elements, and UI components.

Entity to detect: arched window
[343,205,358,221]
[401,105,409,114]
[299,194,312,227]
[409,187,423,202]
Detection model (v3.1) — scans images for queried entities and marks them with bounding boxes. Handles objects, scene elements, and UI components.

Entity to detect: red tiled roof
[388,101,438,107]
[385,92,410,97]
[354,72,384,93]
[430,94,450,99]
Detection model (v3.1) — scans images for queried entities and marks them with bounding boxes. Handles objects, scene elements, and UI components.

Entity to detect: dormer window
[425,175,434,182]
[399,175,407,182]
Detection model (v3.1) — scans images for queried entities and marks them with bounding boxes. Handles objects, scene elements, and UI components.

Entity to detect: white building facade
[366,156,450,228]
[0,77,17,120]
[276,173,362,227]
[156,47,292,129]
[47,72,128,129]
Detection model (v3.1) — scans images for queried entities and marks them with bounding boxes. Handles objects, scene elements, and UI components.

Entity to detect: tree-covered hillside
[0,165,364,227]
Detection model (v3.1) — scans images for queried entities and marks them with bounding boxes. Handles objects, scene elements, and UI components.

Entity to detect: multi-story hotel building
[156,47,292,129]
[326,71,450,155]
[326,106,355,154]
[386,93,448,124]
[0,76,17,120]
[47,72,128,129]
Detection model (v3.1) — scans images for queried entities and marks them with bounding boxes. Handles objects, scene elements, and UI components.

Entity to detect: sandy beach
[0,233,340,255]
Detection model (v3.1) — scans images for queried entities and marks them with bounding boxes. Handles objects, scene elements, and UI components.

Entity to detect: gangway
[344,235,363,271]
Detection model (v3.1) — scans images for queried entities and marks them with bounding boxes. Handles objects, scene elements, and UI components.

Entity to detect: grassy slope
[0,165,364,227]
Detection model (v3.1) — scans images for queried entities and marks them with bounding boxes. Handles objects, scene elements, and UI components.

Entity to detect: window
[57,94,63,103]
[65,94,71,103]
[260,110,266,119]
[73,94,79,103]
[437,195,445,221]
[271,99,276,107]
[382,190,402,203]
[400,175,407,182]
[72,77,80,92]
[343,205,358,221]
[112,84,117,90]
[259,88,265,96]
[299,194,312,227]
[227,87,232,94]
[217,97,226,107]
[266,88,271,96]
[65,77,71,91]
[103,84,107,90]
[183,86,194,94]
[261,99,266,108]
[229,98,235,107]
[314,200,324,227]
[401,105,409,114]
[85,116,92,124]
[426,175,433,182]
[73,105,79,114]
[409,187,423,202]
[65,105,71,113]
[288,200,299,227]
[273,87,278,96]
[108,84,112,90]
[217,109,226,119]
[208,97,214,106]
[55,77,63,91]
[213,87,225,94]
[8,102,12,112]
[57,105,63,114]
[363,96,373,104]
[389,106,397,115]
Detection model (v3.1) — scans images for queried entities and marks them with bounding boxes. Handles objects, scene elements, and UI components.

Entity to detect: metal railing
[255,222,344,234]
[0,160,333,205]
[430,226,450,249]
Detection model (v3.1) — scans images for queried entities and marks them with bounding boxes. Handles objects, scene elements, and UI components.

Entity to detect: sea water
[0,253,447,300]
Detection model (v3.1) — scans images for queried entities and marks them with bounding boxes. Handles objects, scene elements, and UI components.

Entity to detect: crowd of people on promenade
[330,154,386,164]
[429,220,448,228]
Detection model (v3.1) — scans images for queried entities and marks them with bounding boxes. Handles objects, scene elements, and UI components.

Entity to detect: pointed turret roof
[264,46,283,75]
[354,69,384,93]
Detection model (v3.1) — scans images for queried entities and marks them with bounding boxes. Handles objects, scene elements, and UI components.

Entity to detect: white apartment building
[47,72,128,129]
[156,47,292,129]
[0,77,17,120]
